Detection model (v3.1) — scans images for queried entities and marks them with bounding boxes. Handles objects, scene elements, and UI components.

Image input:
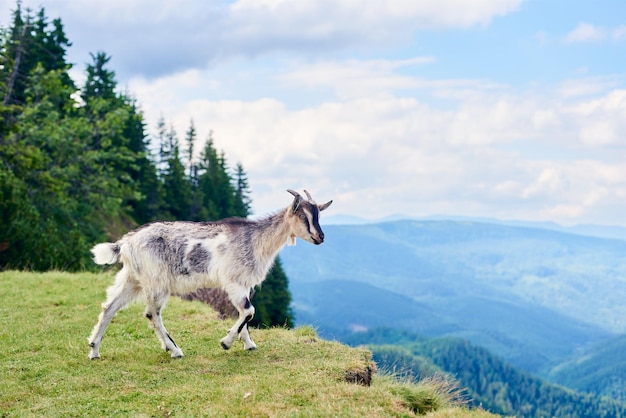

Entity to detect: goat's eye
[299,213,307,220]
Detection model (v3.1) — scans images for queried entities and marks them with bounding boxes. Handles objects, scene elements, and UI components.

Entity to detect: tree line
[0,3,292,327]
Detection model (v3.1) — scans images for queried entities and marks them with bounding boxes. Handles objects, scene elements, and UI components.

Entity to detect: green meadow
[0,271,497,417]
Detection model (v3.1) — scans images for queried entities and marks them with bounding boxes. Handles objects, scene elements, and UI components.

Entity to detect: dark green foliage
[251,258,294,328]
[82,52,116,102]
[1,66,126,270]
[0,3,294,327]
[233,162,252,217]
[0,3,73,108]
[161,126,193,220]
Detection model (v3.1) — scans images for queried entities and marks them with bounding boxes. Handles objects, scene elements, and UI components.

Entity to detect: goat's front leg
[221,286,255,350]
[239,324,257,351]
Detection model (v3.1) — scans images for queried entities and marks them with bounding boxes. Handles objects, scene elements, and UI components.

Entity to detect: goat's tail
[91,243,121,265]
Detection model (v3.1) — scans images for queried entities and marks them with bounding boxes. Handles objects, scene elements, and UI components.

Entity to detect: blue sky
[1,0,625,226]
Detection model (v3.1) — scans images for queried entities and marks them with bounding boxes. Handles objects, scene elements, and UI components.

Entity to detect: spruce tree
[161,126,192,220]
[81,52,156,228]
[233,163,252,217]
[196,135,223,220]
[250,258,294,328]
[1,4,73,107]
[82,52,116,103]
[185,119,196,178]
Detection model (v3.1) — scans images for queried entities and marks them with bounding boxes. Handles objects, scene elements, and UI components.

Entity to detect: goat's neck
[252,208,292,263]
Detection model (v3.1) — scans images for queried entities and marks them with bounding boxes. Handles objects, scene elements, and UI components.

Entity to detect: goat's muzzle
[312,232,325,245]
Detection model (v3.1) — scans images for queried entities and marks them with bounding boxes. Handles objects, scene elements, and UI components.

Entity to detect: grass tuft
[390,374,467,414]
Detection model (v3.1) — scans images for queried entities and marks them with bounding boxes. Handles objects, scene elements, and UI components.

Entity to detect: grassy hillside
[0,271,496,417]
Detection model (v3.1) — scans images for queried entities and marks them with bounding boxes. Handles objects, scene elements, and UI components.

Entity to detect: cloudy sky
[2,0,625,226]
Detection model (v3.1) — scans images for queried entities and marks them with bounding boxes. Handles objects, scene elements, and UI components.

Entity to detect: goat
[87,189,332,359]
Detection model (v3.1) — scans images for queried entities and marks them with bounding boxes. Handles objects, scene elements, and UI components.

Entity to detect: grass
[0,271,499,417]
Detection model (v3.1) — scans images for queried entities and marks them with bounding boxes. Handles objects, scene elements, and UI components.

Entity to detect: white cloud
[4,0,626,226]
[0,0,523,78]
[557,76,621,98]
[128,62,626,225]
[613,24,626,40]
[565,22,626,44]
[567,89,626,146]
[279,57,435,100]
[228,0,523,46]
[565,22,606,43]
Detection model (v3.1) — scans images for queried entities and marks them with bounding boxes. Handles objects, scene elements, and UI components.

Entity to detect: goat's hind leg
[220,286,256,350]
[145,292,184,358]
[88,268,140,359]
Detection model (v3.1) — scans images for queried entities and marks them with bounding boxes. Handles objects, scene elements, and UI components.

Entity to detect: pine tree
[233,162,252,217]
[250,258,294,328]
[82,52,116,103]
[196,134,224,220]
[0,65,131,269]
[0,3,72,107]
[161,125,192,220]
[81,52,157,228]
[185,119,196,178]
[125,98,160,224]
[0,2,29,106]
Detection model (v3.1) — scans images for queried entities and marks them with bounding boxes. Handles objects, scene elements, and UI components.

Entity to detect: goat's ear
[318,200,333,212]
[287,189,302,214]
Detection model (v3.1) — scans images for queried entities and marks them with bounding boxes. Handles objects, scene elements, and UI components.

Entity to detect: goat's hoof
[244,341,257,351]
[220,336,234,350]
[170,350,184,358]
[88,344,100,359]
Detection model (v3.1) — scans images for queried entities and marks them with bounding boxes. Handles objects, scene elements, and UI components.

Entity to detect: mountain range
[278,217,626,404]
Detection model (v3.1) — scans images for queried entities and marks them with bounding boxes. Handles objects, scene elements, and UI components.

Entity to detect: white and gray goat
[88,189,332,359]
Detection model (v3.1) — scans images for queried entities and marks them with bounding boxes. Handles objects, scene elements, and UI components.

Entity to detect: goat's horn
[303,189,314,202]
[287,189,302,214]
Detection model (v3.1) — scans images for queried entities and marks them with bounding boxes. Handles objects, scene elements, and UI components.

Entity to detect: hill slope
[547,334,626,402]
[0,271,495,417]
[281,220,625,372]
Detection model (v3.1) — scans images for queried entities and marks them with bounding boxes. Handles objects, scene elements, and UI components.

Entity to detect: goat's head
[286,189,333,245]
